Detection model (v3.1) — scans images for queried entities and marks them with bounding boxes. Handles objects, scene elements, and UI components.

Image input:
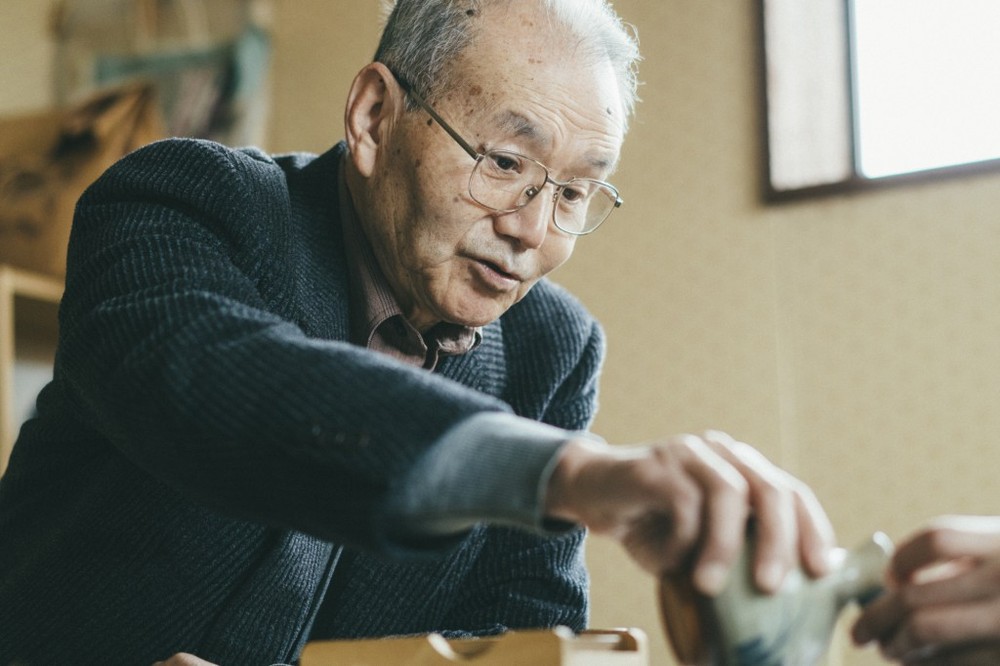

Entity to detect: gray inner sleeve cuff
[383,412,605,538]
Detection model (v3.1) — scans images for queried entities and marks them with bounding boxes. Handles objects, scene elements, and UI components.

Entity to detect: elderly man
[0,1,835,664]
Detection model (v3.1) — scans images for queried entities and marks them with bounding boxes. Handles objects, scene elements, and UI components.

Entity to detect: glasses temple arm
[393,74,480,162]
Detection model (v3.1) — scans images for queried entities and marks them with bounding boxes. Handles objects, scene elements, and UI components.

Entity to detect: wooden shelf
[0,265,63,473]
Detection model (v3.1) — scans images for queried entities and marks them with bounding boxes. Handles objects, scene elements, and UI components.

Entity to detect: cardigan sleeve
[378,286,607,545]
[431,315,603,631]
[58,138,518,551]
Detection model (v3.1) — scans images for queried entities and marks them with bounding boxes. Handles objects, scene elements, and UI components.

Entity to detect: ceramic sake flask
[659,528,894,666]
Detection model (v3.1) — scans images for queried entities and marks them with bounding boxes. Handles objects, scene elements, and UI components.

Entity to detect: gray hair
[374,0,641,131]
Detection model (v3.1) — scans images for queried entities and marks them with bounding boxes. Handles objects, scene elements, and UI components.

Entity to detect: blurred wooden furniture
[0,264,62,473]
[301,627,648,666]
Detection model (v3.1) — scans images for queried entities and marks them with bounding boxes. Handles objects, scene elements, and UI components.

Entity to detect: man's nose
[493,190,553,249]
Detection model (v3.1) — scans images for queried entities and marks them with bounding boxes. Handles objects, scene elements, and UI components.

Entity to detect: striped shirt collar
[338,158,481,370]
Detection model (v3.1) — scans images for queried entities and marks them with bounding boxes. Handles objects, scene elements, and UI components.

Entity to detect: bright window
[762,0,1000,197]
[852,0,1000,178]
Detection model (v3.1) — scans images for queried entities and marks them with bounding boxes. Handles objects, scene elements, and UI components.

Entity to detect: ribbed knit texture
[0,139,604,665]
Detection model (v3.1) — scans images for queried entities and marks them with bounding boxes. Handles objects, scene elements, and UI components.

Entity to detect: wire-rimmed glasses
[393,73,622,236]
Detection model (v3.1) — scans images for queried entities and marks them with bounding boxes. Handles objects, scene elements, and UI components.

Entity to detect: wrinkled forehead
[444,80,623,181]
[454,4,626,121]
[490,107,622,175]
[468,2,616,79]
[459,74,624,174]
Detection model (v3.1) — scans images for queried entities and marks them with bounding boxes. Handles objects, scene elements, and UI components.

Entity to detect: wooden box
[301,627,648,666]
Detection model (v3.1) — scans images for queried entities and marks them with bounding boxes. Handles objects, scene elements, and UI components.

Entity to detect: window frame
[758,0,1000,202]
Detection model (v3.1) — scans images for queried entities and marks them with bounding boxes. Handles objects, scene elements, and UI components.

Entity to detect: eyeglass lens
[470,150,618,234]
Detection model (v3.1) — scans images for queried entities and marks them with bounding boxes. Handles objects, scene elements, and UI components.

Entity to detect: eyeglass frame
[390,71,623,236]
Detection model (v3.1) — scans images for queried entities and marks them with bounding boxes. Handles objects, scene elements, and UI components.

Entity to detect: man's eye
[490,153,521,172]
[561,186,586,203]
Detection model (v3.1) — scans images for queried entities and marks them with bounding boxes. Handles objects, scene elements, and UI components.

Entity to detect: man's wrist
[544,436,612,524]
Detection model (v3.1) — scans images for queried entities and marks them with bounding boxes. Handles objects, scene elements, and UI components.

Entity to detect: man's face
[359,5,625,331]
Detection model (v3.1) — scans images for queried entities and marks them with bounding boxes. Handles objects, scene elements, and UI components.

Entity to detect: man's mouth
[469,256,526,290]
[481,259,518,281]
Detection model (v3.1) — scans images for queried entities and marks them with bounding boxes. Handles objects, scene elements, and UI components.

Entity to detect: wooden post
[0,265,63,473]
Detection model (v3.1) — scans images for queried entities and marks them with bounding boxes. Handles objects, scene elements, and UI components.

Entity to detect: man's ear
[344,62,405,177]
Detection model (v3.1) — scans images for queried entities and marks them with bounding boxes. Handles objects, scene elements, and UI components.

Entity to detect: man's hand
[153,654,218,666]
[544,430,836,595]
[851,515,1000,664]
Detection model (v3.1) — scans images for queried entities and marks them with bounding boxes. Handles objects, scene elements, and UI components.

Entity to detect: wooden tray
[301,627,647,665]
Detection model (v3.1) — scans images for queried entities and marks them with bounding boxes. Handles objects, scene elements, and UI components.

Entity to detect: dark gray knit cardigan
[0,139,605,665]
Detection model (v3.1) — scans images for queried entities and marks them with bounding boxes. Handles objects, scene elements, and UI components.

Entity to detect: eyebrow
[492,109,616,173]
[494,110,548,145]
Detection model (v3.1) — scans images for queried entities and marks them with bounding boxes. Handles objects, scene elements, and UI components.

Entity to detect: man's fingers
[701,430,836,591]
[711,435,796,592]
[672,434,750,595]
[792,477,838,577]
[556,431,833,599]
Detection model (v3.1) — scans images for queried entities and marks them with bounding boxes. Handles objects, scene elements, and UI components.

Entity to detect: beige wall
[5,2,1000,664]
[570,4,1000,665]
[0,1,56,116]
